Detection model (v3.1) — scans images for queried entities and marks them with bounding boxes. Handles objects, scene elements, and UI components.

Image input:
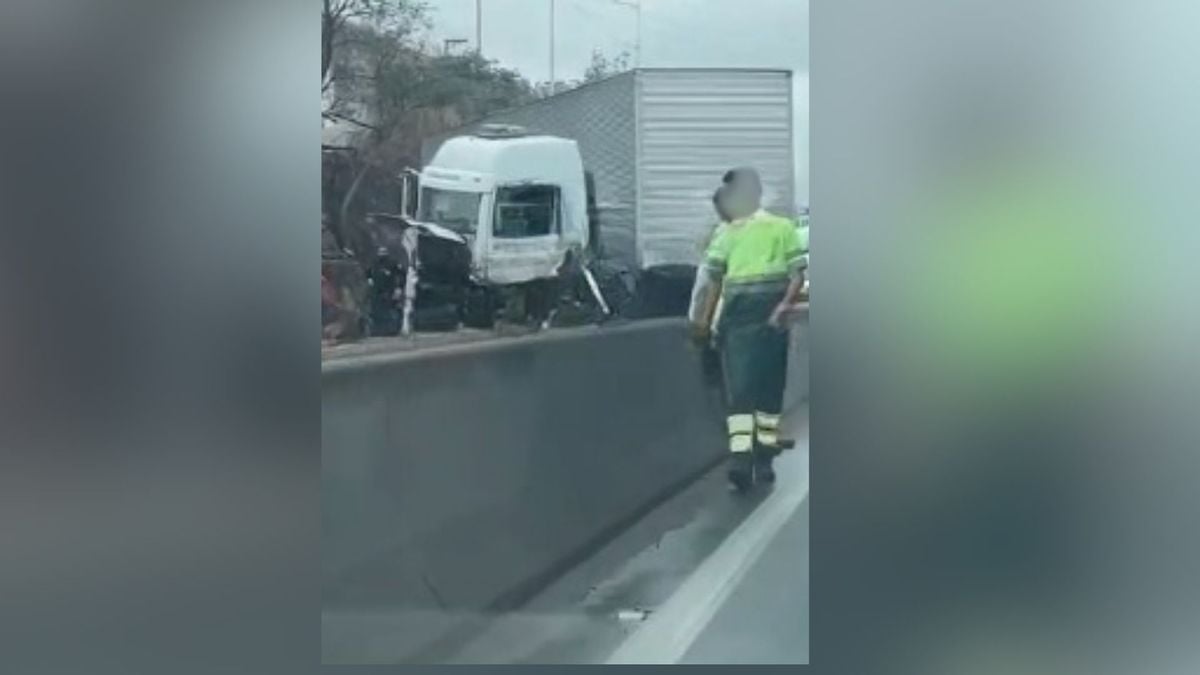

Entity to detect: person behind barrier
[697,167,806,491]
[366,246,404,336]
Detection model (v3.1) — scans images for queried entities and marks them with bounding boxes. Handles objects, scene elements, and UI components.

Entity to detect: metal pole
[611,0,642,67]
[635,0,642,67]
[401,226,419,336]
[549,0,556,90]
[476,0,482,53]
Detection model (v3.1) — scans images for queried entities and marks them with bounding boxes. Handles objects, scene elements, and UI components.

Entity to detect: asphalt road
[606,440,810,665]
[681,497,810,664]
[446,412,810,665]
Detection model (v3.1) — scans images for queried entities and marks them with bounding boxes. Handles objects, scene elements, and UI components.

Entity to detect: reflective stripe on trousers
[726,413,754,453]
[755,411,781,448]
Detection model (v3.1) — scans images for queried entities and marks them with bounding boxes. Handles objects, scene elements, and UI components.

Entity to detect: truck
[395,68,797,328]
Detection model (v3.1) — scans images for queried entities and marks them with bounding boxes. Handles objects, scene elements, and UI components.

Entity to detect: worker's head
[721,167,762,219]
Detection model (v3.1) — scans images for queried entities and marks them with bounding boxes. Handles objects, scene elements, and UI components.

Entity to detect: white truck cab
[412,126,589,286]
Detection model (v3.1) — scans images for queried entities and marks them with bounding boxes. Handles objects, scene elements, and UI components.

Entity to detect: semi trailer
[394,68,797,328]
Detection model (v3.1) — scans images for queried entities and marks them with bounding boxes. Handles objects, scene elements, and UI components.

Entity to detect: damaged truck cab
[404,125,588,297]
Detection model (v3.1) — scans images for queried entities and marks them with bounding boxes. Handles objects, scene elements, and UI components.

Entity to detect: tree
[322,0,430,118]
[582,48,632,84]
[526,49,631,101]
[425,52,536,121]
[322,7,538,254]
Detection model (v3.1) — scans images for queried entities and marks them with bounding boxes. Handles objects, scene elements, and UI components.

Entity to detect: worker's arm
[688,231,730,342]
[698,273,722,329]
[687,266,715,324]
[689,266,723,335]
[769,222,808,328]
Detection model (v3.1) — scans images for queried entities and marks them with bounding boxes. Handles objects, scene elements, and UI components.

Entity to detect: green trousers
[716,291,789,454]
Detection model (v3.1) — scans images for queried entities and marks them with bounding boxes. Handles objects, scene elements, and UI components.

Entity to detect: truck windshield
[419,187,482,235]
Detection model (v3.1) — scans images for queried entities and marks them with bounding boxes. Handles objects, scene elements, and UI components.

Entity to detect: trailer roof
[432,68,794,141]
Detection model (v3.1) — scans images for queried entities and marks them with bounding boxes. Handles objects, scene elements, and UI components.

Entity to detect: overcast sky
[425,0,809,206]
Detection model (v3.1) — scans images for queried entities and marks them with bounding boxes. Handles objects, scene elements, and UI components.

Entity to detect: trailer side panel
[636,70,795,268]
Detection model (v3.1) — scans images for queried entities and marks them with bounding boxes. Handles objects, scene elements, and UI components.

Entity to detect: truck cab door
[486,183,568,285]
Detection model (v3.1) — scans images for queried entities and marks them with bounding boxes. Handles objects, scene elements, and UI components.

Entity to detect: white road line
[605,441,810,665]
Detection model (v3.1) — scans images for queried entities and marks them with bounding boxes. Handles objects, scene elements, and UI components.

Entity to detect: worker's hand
[687,321,710,348]
[768,303,789,329]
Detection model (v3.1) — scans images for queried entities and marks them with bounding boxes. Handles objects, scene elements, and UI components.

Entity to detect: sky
[425,0,809,207]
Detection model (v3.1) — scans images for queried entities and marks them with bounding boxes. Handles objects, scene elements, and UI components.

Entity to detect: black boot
[754,444,779,484]
[727,453,754,492]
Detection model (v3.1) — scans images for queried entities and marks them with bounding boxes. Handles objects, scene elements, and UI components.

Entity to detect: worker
[690,184,802,449]
[691,167,806,491]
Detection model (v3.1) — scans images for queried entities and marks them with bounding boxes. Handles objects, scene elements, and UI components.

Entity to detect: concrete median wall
[323,316,809,615]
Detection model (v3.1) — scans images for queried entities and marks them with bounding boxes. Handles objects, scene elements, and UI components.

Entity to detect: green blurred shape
[899,164,1120,395]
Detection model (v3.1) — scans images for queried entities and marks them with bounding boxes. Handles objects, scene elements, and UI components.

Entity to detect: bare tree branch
[323,110,377,130]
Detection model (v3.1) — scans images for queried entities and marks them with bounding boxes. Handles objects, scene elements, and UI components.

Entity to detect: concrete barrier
[322,315,809,617]
[324,319,722,612]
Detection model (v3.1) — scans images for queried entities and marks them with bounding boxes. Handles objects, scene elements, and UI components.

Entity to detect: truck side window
[494,185,560,238]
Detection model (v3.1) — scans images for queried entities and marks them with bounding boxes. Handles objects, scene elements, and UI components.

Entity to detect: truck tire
[632,266,696,318]
[588,262,635,318]
[413,304,460,332]
[462,286,497,329]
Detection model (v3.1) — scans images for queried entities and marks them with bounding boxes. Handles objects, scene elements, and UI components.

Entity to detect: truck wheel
[462,286,496,329]
[530,279,558,326]
[589,264,634,318]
